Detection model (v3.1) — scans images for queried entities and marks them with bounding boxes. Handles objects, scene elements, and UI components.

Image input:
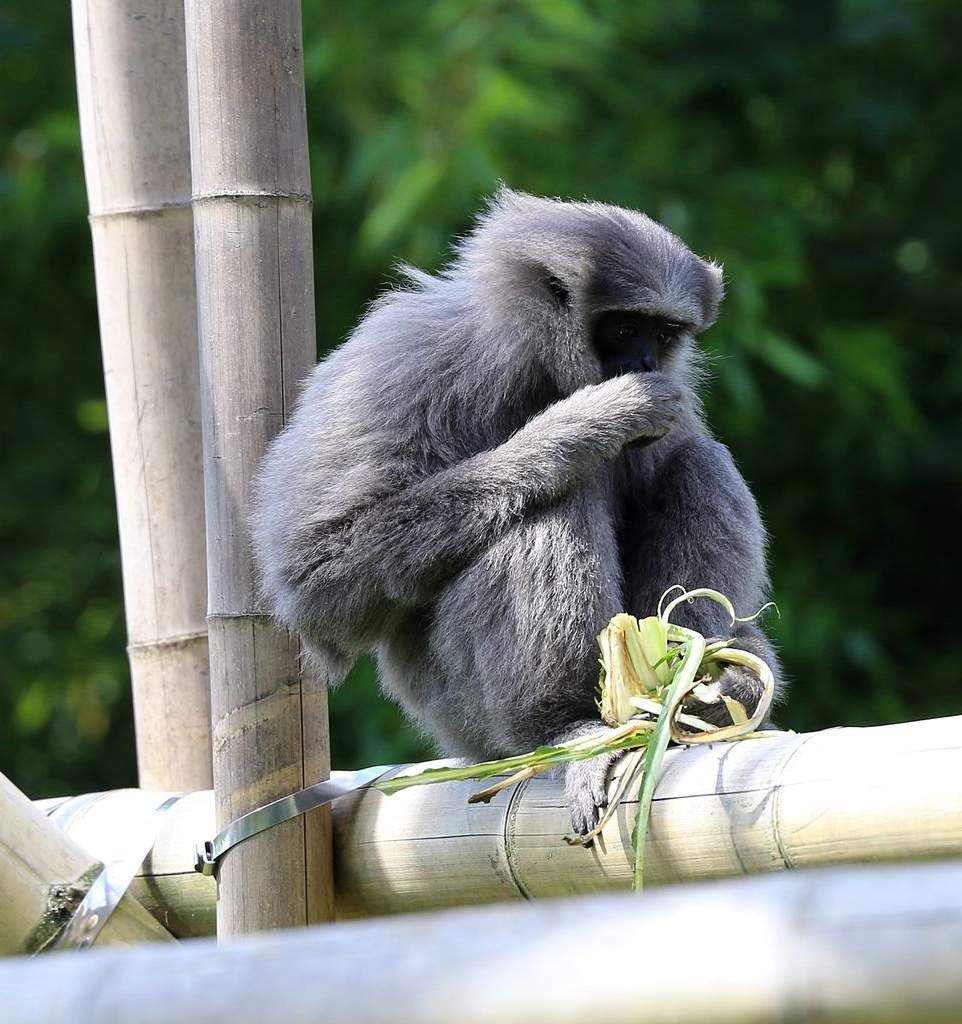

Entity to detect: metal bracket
[194,765,395,877]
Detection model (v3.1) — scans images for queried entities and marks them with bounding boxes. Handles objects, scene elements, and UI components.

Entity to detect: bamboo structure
[4,859,962,1023]
[71,1,212,791]
[183,0,333,935]
[35,716,962,936]
[0,772,171,954]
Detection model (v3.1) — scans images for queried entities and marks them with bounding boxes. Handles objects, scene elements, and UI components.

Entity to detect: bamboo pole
[182,0,333,935]
[36,716,962,936]
[4,859,962,1023]
[71,0,212,792]
[0,772,171,954]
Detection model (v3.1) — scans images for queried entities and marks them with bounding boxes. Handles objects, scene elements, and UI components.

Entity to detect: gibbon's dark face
[592,310,688,378]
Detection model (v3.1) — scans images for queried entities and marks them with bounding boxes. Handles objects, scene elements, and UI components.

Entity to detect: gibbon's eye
[617,322,635,339]
[657,323,682,345]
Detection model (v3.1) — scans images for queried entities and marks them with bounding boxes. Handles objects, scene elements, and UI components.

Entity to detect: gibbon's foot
[550,721,627,838]
[684,662,768,728]
[563,750,621,839]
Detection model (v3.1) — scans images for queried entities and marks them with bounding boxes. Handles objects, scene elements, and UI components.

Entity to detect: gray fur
[252,188,782,832]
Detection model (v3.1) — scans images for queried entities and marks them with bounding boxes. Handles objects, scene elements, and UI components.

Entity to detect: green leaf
[631,629,706,891]
[754,331,825,387]
[359,158,444,254]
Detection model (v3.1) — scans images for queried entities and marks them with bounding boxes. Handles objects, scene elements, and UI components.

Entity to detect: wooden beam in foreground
[37,716,962,936]
[71,0,212,792]
[0,772,171,955]
[4,860,962,1023]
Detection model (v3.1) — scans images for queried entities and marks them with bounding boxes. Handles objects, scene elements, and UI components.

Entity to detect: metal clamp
[47,794,181,951]
[194,765,394,877]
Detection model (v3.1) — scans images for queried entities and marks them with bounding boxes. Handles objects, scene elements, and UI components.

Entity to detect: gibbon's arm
[285,371,680,616]
[626,434,784,707]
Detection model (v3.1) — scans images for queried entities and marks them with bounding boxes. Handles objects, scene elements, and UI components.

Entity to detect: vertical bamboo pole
[183,1,334,936]
[0,772,171,954]
[71,1,212,792]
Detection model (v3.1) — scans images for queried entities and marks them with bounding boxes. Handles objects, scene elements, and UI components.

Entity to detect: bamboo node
[191,190,313,206]
[87,200,192,220]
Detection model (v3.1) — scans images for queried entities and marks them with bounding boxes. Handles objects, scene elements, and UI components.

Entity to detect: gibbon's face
[592,310,690,378]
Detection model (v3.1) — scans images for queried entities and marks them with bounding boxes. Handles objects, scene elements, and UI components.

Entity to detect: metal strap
[47,794,181,951]
[194,765,395,877]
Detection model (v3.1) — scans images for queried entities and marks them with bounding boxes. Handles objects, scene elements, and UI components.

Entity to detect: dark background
[2,1,960,798]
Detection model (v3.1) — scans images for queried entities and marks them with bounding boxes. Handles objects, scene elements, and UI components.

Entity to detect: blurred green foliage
[1,1,960,798]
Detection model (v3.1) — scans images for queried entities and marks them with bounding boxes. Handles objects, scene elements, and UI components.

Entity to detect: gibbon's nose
[638,349,658,372]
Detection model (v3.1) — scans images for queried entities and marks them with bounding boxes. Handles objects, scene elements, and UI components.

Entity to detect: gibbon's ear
[544,271,571,307]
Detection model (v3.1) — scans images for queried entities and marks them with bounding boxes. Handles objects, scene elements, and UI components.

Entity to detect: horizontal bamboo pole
[3,860,962,1023]
[0,772,172,955]
[36,716,962,936]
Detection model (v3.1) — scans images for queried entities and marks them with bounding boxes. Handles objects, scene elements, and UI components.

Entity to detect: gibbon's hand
[580,371,683,448]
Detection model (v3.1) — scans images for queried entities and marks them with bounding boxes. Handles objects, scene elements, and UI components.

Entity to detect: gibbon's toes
[564,753,616,838]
